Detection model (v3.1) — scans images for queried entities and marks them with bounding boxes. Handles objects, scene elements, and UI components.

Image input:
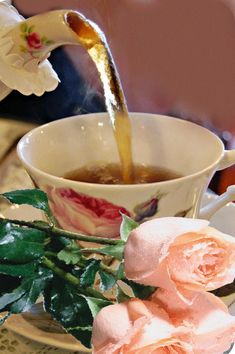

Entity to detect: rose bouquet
[0,189,234,354]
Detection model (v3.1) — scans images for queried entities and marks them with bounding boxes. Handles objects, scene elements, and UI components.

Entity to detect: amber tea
[67,12,133,184]
[64,164,181,185]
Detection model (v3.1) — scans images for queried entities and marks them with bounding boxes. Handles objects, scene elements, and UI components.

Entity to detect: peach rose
[91,298,193,353]
[46,186,131,238]
[153,288,235,354]
[124,217,235,297]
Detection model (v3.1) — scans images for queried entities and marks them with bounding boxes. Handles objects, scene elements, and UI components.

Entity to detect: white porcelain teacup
[17,113,235,238]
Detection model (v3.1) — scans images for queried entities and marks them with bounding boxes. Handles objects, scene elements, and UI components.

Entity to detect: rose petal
[92,300,152,354]
[92,298,192,354]
[46,186,130,238]
[124,217,208,285]
[153,289,235,354]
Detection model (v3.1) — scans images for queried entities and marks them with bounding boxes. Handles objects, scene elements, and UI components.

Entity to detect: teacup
[17,113,235,238]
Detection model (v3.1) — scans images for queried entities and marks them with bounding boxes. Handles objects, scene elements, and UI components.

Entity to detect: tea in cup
[17,112,235,237]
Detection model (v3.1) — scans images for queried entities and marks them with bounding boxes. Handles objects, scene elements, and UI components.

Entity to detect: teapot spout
[6,10,93,71]
[0,3,102,97]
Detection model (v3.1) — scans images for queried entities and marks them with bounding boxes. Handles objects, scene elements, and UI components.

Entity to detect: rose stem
[45,251,117,276]
[0,217,123,245]
[42,257,108,300]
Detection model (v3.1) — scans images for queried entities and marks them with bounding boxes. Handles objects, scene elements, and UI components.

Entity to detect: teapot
[0,1,103,99]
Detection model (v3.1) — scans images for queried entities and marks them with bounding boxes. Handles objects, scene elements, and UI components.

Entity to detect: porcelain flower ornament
[0,1,59,99]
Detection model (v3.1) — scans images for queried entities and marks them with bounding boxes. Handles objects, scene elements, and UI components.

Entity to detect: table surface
[0,118,85,354]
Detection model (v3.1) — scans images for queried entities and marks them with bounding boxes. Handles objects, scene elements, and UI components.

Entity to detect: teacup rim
[17,112,225,189]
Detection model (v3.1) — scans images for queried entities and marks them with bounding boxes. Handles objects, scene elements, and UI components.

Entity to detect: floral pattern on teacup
[46,186,131,238]
[134,197,159,222]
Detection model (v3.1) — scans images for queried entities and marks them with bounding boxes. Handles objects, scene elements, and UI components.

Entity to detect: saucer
[202,192,235,236]
[4,303,89,352]
[2,192,235,352]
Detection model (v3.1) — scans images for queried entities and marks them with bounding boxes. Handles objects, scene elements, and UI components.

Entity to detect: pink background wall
[14,0,235,133]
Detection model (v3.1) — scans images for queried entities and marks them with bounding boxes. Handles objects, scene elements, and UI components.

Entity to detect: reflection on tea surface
[64,164,181,185]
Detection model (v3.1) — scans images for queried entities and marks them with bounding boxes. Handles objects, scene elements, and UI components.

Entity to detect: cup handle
[199,185,235,220]
[217,150,235,170]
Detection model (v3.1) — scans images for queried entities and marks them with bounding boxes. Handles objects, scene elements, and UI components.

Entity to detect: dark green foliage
[0,188,160,348]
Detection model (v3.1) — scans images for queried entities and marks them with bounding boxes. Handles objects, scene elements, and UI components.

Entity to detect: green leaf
[41,35,47,43]
[0,262,36,277]
[71,268,83,279]
[116,284,132,303]
[47,235,71,255]
[10,267,53,314]
[0,221,46,263]
[45,39,55,45]
[2,189,52,220]
[20,22,28,33]
[0,266,52,313]
[33,220,51,228]
[68,326,92,349]
[0,274,20,295]
[0,285,26,311]
[125,280,156,300]
[84,297,112,318]
[116,262,125,280]
[57,241,82,265]
[120,214,138,241]
[28,25,35,33]
[43,278,112,348]
[57,249,81,265]
[84,243,125,261]
[80,260,100,288]
[99,270,116,291]
[44,278,93,329]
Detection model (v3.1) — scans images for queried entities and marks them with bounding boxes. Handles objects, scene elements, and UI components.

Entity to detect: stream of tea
[67,12,133,184]
[65,12,181,185]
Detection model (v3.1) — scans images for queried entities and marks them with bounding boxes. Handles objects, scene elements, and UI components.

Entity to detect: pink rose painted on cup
[92,298,193,353]
[46,186,131,238]
[124,217,235,298]
[26,32,42,49]
[153,288,235,354]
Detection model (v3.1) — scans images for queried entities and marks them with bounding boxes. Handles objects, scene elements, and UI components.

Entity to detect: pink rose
[153,288,235,354]
[46,187,131,238]
[91,298,193,353]
[124,217,235,297]
[26,32,42,49]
